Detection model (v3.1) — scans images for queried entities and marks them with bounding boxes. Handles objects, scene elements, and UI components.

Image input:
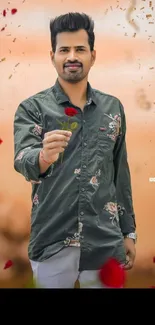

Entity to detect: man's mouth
[64,63,82,70]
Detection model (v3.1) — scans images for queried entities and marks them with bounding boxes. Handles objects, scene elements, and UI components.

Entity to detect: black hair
[50,12,95,52]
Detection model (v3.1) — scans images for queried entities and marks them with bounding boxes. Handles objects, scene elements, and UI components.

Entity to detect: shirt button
[84,142,87,146]
[80,211,84,216]
[83,165,86,169]
[81,188,85,192]
[83,120,86,123]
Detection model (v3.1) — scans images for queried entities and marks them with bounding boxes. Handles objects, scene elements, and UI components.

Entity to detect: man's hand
[42,130,72,164]
[124,237,136,270]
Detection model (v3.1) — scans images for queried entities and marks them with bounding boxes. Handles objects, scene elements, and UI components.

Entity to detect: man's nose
[67,50,77,61]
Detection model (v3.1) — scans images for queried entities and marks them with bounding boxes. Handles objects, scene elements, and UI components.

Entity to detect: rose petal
[3,9,7,17]
[99,258,126,288]
[4,260,13,269]
[11,8,17,15]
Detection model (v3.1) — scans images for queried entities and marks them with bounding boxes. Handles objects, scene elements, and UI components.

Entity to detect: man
[13,12,136,288]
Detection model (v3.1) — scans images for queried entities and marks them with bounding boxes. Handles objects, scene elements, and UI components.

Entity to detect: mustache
[64,61,82,67]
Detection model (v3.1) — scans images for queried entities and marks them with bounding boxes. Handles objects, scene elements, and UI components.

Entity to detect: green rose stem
[60,116,70,163]
[56,118,78,164]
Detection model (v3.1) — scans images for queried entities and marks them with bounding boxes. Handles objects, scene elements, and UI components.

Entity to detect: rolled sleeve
[14,100,53,182]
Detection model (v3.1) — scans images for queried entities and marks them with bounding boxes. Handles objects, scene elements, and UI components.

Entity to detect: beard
[59,66,88,84]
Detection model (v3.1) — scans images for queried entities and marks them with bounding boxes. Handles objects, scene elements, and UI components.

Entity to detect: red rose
[4,260,13,269]
[98,258,126,288]
[65,107,78,117]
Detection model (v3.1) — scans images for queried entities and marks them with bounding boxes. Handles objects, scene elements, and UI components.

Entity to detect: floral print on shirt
[117,204,125,216]
[90,169,101,188]
[32,124,42,136]
[33,194,39,205]
[30,180,42,184]
[16,151,25,161]
[104,202,119,224]
[64,221,83,247]
[74,168,81,175]
[104,113,121,142]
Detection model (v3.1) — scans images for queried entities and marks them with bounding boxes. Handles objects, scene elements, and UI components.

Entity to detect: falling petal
[3,9,7,17]
[4,260,13,269]
[11,8,17,15]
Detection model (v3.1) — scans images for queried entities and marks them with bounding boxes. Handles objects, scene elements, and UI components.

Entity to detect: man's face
[50,29,96,83]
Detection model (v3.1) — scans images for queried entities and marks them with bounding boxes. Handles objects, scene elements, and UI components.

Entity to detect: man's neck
[58,77,88,110]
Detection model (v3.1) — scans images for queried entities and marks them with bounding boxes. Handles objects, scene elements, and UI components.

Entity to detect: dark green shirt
[13,79,136,271]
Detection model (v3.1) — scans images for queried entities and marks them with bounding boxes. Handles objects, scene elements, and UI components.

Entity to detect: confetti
[13,38,16,42]
[0,139,3,145]
[146,14,152,18]
[149,1,152,7]
[140,7,144,10]
[11,8,17,15]
[9,74,12,79]
[126,0,139,32]
[15,62,20,67]
[0,57,6,62]
[150,67,154,69]
[4,260,13,269]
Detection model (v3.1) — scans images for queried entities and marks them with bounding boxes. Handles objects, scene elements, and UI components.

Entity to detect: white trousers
[30,247,103,288]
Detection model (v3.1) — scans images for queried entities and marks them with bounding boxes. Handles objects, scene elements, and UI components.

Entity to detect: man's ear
[50,51,55,66]
[91,49,96,67]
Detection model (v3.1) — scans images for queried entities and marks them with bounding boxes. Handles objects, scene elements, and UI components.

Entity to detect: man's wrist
[124,232,137,244]
[40,149,52,165]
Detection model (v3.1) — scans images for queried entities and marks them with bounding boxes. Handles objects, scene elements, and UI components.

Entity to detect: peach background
[0,0,155,287]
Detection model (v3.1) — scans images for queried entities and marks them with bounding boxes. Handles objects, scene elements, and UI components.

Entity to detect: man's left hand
[124,237,136,270]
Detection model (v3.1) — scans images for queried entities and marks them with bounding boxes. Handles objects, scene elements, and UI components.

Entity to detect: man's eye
[60,49,68,52]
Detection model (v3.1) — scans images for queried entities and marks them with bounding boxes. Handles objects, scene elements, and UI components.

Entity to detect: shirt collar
[52,78,97,106]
